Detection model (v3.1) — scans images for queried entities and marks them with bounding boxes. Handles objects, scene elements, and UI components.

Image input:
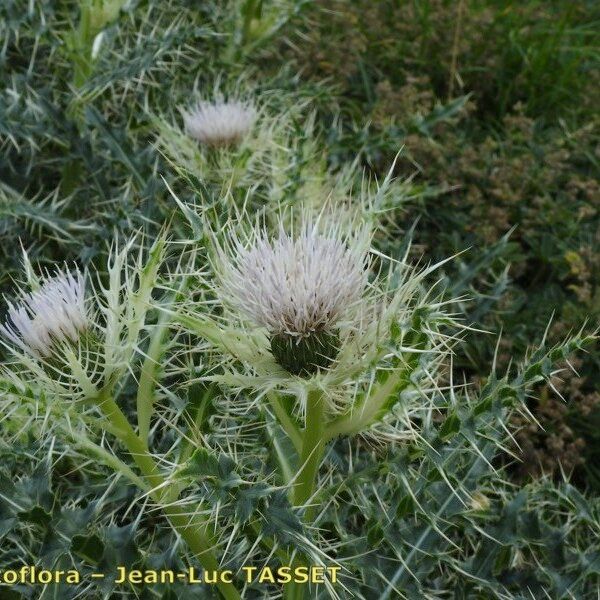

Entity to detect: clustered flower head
[215,219,369,376]
[0,269,87,358]
[182,99,257,147]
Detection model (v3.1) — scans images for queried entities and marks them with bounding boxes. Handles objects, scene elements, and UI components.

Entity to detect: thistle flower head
[215,219,369,375]
[182,99,257,147]
[0,269,87,358]
[0,237,168,404]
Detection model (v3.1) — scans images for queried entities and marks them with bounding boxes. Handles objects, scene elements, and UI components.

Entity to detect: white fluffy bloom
[0,269,87,357]
[182,100,256,147]
[217,222,368,338]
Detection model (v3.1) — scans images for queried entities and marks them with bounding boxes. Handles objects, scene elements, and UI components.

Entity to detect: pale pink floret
[0,270,87,357]
[218,223,368,337]
[183,100,256,147]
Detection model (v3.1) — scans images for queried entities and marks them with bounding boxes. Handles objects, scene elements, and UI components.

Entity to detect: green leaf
[180,447,236,482]
[72,533,104,565]
[439,413,461,440]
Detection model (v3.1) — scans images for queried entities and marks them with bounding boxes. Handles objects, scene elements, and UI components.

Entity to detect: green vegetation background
[0,0,598,598]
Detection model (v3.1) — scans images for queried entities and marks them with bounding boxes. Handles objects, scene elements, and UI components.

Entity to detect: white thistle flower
[0,269,87,358]
[214,219,369,376]
[0,237,167,404]
[182,100,257,147]
[177,209,457,432]
[219,223,367,336]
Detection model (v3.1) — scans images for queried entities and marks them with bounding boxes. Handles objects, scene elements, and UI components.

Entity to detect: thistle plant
[1,1,599,597]
[153,86,289,231]
[176,208,455,534]
[0,213,596,598]
[0,201,454,599]
[0,268,103,402]
[0,237,243,600]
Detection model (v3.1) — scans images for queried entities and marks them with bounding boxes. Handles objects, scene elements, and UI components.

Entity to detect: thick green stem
[293,389,325,514]
[284,390,326,600]
[97,395,240,600]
